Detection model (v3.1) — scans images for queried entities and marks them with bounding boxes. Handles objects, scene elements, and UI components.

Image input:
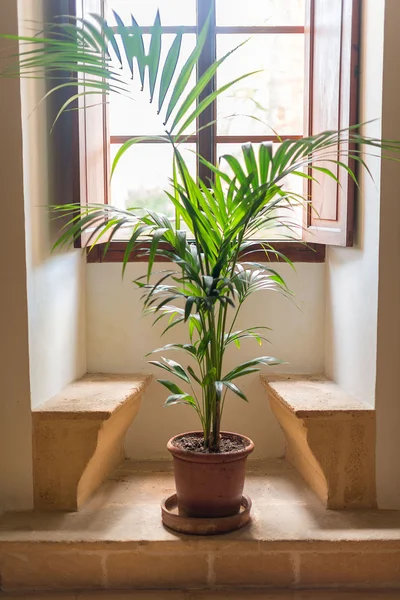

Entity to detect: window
[107,0,305,239]
[74,0,360,261]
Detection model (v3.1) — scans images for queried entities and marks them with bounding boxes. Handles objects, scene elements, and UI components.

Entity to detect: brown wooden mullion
[87,241,325,264]
[110,135,198,144]
[110,25,304,35]
[215,26,305,34]
[110,134,303,145]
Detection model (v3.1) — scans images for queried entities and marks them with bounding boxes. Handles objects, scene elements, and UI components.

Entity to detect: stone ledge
[1,460,399,592]
[32,373,152,511]
[261,375,376,509]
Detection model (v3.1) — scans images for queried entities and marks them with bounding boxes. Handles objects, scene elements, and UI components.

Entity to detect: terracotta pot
[167,431,254,518]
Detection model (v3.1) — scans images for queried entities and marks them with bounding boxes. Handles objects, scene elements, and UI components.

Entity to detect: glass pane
[110,143,197,219]
[217,143,303,239]
[110,35,196,136]
[106,0,196,26]
[217,34,304,136]
[216,0,305,26]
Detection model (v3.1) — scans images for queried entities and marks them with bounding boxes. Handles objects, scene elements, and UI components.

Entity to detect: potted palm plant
[3,8,400,528]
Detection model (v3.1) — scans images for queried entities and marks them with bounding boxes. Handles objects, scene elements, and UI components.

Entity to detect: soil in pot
[167,431,254,518]
[174,432,246,454]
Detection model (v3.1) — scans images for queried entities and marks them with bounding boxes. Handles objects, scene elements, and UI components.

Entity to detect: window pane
[217,34,304,136]
[110,34,196,136]
[110,143,196,219]
[217,143,303,239]
[216,0,305,26]
[106,0,196,26]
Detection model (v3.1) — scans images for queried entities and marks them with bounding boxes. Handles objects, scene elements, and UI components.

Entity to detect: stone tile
[105,550,208,588]
[1,550,105,591]
[213,549,294,586]
[89,471,176,508]
[299,551,400,586]
[244,471,318,506]
[1,460,400,593]
[108,460,174,477]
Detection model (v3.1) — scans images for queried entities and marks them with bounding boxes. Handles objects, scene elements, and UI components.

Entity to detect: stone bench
[262,375,376,509]
[32,373,152,511]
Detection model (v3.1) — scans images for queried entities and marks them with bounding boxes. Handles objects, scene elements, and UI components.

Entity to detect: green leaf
[242,143,259,188]
[223,368,260,380]
[148,228,168,281]
[184,296,196,321]
[90,13,122,66]
[164,393,196,408]
[79,17,110,56]
[147,343,197,357]
[170,39,248,133]
[259,141,273,184]
[223,357,284,382]
[215,380,224,402]
[203,368,217,386]
[221,154,247,184]
[112,10,134,75]
[122,224,151,276]
[158,32,182,114]
[164,14,210,125]
[221,381,248,402]
[131,14,146,88]
[51,91,101,131]
[158,380,184,395]
[312,165,341,185]
[187,366,202,385]
[161,317,185,336]
[163,357,191,383]
[175,71,259,137]
[148,11,162,103]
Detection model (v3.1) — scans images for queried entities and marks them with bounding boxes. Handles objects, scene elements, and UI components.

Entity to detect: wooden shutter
[70,0,109,246]
[303,0,360,247]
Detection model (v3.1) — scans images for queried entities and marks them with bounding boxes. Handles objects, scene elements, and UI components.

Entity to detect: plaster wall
[375,0,400,509]
[18,0,87,410]
[325,0,384,407]
[86,261,326,459]
[0,0,87,510]
[0,1,33,511]
[324,0,400,508]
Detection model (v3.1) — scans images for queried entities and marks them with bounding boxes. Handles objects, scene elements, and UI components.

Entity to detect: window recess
[70,0,360,260]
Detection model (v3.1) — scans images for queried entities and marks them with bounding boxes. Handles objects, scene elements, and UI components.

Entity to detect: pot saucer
[161,493,252,535]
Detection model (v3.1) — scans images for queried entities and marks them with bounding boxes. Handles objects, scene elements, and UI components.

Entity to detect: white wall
[0,0,87,511]
[375,0,400,509]
[325,0,384,407]
[18,0,87,410]
[324,0,400,508]
[87,261,325,459]
[0,1,34,511]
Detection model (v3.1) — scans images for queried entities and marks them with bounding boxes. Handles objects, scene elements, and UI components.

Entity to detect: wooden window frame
[77,0,360,263]
[302,0,361,246]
